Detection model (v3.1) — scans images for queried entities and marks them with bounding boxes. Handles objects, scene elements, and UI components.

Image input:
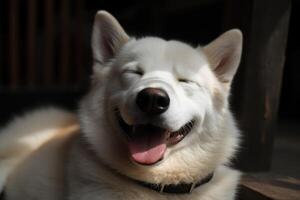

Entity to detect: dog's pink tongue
[129,125,167,165]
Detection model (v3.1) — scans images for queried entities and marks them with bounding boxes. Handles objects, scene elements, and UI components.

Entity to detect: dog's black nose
[136,88,170,115]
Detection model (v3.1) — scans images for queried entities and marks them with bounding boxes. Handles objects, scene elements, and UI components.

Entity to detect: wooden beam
[9,0,19,89]
[74,0,84,85]
[60,0,70,85]
[223,0,291,171]
[44,0,54,86]
[27,0,37,87]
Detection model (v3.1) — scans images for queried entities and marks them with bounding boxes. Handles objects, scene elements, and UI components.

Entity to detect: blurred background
[0,0,299,199]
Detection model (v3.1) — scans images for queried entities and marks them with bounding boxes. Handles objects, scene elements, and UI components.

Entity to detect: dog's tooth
[166,131,171,138]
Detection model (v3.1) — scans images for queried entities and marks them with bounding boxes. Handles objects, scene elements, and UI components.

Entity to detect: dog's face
[80,11,242,184]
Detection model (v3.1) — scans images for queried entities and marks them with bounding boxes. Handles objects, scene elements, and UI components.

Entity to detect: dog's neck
[79,134,214,194]
[133,173,213,194]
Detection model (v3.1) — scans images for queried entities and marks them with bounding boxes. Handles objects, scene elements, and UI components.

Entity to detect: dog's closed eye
[178,78,201,89]
[178,78,193,83]
[123,69,144,76]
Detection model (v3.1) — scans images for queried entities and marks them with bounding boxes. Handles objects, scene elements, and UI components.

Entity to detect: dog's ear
[92,11,129,65]
[202,29,242,84]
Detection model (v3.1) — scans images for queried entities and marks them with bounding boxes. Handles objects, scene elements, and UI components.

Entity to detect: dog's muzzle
[115,87,195,165]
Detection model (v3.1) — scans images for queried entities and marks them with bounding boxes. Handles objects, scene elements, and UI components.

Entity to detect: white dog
[0,10,242,200]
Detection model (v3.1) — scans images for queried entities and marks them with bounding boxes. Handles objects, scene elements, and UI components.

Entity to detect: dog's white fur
[0,11,242,200]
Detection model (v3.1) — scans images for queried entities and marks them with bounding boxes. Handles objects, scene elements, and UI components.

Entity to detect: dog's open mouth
[116,111,194,165]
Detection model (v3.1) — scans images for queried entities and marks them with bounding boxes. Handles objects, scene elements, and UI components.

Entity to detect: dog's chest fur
[66,136,240,200]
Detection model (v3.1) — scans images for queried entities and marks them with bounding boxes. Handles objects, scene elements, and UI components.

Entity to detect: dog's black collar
[133,173,213,194]
[79,136,213,194]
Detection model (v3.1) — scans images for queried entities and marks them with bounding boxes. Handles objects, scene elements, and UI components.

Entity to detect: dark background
[0,0,299,176]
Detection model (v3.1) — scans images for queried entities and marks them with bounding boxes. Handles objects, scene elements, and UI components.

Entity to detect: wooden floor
[239,121,300,200]
[272,121,300,179]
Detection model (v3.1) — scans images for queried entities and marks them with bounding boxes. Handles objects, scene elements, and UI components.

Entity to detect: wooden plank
[44,0,54,86]
[239,185,272,200]
[74,0,84,84]
[0,1,4,85]
[223,0,291,171]
[9,0,19,88]
[239,174,300,200]
[60,0,70,85]
[27,0,37,86]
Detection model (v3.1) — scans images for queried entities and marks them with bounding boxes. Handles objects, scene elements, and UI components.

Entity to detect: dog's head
[80,11,242,184]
